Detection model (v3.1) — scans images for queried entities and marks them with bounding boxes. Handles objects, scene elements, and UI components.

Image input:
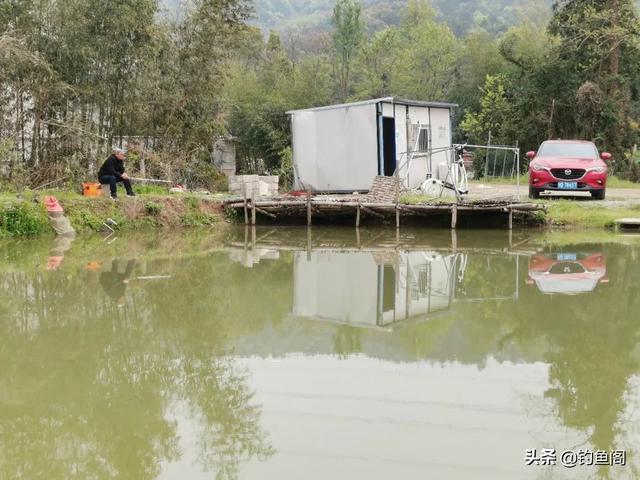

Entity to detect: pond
[1,227,639,480]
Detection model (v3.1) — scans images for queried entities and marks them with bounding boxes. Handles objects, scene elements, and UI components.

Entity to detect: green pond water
[1,227,639,480]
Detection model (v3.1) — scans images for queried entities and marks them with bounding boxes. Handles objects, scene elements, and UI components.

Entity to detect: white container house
[287,97,457,192]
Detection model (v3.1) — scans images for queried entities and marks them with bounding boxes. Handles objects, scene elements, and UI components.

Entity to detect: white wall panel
[430,108,453,182]
[380,102,394,117]
[292,103,378,191]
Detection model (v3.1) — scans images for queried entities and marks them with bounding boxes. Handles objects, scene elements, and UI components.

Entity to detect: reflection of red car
[527,253,608,295]
[527,140,610,200]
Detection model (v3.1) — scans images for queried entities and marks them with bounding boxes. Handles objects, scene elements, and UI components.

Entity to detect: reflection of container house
[212,136,237,177]
[292,251,461,328]
[228,248,280,268]
[287,98,457,192]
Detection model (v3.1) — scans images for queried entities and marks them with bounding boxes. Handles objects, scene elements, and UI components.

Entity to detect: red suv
[527,140,610,200]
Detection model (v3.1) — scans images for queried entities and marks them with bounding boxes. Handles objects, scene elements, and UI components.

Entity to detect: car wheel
[591,189,606,200]
[529,186,540,199]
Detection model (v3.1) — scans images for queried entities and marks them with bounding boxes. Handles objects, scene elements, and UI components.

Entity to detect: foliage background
[1,0,639,188]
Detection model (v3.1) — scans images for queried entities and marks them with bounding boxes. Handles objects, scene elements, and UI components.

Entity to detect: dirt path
[468,182,640,206]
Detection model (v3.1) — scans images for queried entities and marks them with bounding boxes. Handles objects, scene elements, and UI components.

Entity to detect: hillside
[252,0,550,35]
[160,0,551,36]
[162,0,640,36]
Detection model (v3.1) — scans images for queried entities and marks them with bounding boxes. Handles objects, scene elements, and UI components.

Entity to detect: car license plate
[558,181,577,189]
[557,253,577,261]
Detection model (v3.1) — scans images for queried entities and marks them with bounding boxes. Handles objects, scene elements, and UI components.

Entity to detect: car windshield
[538,143,598,158]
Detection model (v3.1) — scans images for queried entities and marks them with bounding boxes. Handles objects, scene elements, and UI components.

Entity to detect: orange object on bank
[44,196,64,213]
[82,182,103,197]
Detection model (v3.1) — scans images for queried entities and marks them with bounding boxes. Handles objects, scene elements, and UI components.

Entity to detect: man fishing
[98,147,136,199]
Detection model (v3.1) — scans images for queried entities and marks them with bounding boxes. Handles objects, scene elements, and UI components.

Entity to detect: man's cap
[112,147,127,155]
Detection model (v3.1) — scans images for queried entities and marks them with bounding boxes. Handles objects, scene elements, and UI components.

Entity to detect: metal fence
[457,144,522,180]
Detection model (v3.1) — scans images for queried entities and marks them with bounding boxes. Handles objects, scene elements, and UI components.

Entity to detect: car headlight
[587,166,607,173]
[531,163,547,172]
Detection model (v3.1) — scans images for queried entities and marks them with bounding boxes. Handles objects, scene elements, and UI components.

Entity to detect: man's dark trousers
[99,175,134,198]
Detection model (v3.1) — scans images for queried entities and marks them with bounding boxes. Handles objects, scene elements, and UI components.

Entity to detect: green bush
[277,147,293,191]
[224,205,239,222]
[180,212,217,227]
[212,170,229,192]
[184,196,199,210]
[629,162,640,183]
[181,155,228,192]
[144,201,162,215]
[0,202,50,236]
[68,208,105,232]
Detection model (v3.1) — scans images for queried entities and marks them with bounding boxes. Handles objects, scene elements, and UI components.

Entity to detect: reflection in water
[528,252,608,294]
[293,251,463,328]
[46,234,75,270]
[0,228,639,479]
[100,258,136,305]
[0,234,276,480]
[292,250,521,329]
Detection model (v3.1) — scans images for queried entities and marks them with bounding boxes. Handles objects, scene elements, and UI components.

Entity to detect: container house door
[382,117,397,176]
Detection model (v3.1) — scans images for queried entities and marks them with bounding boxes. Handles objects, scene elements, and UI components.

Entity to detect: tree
[331,0,364,101]
[353,27,400,99]
[549,0,640,170]
[450,29,506,114]
[173,0,252,150]
[224,28,333,178]
[393,0,461,101]
[459,74,515,144]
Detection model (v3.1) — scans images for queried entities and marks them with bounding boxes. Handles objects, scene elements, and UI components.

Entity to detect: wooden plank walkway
[224,196,545,229]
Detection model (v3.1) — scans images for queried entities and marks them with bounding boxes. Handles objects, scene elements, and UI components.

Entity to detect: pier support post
[356,202,361,228]
[242,184,248,225]
[451,204,458,229]
[306,191,312,226]
[508,208,513,230]
[394,177,400,229]
[251,199,256,225]
[243,226,249,255]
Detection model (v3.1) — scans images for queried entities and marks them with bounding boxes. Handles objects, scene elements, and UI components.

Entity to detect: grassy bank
[3,188,640,236]
[0,190,225,237]
[543,200,640,228]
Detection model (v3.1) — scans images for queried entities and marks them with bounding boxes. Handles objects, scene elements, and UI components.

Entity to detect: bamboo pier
[224,195,545,229]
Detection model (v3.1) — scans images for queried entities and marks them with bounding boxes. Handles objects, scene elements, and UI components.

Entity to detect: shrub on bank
[144,201,162,216]
[180,211,218,227]
[0,202,50,236]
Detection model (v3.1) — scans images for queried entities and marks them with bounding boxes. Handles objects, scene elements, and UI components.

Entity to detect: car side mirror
[526,151,536,160]
[601,152,612,161]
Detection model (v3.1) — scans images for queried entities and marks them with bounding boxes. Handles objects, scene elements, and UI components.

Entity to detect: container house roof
[286,97,458,115]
